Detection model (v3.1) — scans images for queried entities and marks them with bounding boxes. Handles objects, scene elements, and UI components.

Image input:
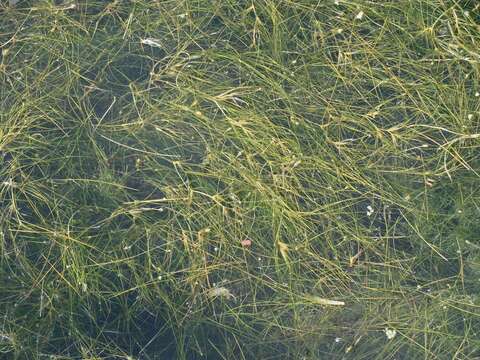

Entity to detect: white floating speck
[207,287,235,300]
[366,205,374,217]
[355,11,364,20]
[292,160,302,168]
[2,178,15,187]
[384,328,397,340]
[0,333,12,342]
[140,38,163,48]
[306,295,345,306]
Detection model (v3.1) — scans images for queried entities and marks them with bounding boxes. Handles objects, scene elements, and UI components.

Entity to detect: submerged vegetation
[1,0,480,358]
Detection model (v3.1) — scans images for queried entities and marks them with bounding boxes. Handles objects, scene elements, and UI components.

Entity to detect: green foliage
[1,0,479,359]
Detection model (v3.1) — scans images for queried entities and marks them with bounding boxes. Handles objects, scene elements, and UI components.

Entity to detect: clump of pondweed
[1,0,479,359]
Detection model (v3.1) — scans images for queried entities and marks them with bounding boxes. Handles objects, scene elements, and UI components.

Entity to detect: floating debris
[207,287,235,300]
[349,249,363,268]
[278,241,289,262]
[306,295,345,306]
[140,38,163,48]
[0,333,12,343]
[240,239,252,247]
[2,178,15,188]
[366,205,374,216]
[355,11,364,20]
[384,328,397,340]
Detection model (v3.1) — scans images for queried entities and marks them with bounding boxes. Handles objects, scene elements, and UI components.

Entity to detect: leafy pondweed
[1,0,478,358]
